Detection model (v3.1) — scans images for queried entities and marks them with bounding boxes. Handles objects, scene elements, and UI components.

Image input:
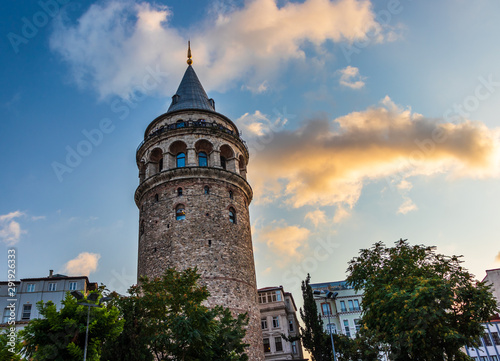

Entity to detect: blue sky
[2,0,500,300]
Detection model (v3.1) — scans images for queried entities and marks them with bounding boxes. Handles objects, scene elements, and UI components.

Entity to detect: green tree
[104,268,249,361]
[347,239,499,360]
[298,274,332,361]
[20,292,123,361]
[0,330,25,360]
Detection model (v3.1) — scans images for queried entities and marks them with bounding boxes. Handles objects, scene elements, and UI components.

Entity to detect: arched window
[176,204,186,220]
[204,186,210,195]
[159,158,163,172]
[177,187,183,196]
[176,152,185,168]
[220,156,227,170]
[176,120,185,128]
[198,152,208,167]
[229,207,236,224]
[229,190,233,199]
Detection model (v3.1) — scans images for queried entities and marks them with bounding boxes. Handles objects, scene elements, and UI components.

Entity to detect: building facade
[310,280,363,339]
[464,268,500,360]
[0,270,96,330]
[135,47,264,360]
[258,287,306,360]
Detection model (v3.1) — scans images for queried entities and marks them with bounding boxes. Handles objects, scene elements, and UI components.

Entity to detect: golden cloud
[61,252,101,276]
[246,97,500,209]
[258,222,311,261]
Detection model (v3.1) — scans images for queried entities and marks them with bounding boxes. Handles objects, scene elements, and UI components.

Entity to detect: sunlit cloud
[398,197,418,214]
[61,252,101,276]
[305,210,327,227]
[338,65,366,89]
[333,205,351,223]
[247,97,500,212]
[0,211,27,245]
[50,0,388,99]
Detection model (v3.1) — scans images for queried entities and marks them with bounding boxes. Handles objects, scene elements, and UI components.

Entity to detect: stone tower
[135,46,264,360]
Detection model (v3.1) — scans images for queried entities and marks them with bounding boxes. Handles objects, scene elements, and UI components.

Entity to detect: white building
[258,286,307,360]
[0,270,97,330]
[464,268,500,360]
[310,280,363,339]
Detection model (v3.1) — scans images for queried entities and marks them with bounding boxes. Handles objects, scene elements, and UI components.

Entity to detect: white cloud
[333,205,351,223]
[50,0,388,99]
[338,65,366,89]
[0,211,26,245]
[61,252,101,276]
[305,209,327,227]
[398,197,418,214]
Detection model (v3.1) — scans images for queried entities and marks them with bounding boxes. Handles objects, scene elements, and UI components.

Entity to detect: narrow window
[229,207,236,224]
[220,156,227,170]
[263,338,270,353]
[229,190,233,199]
[69,282,77,291]
[208,240,212,247]
[348,300,354,311]
[198,152,208,167]
[343,320,351,337]
[48,283,57,292]
[289,319,294,332]
[261,318,268,329]
[353,299,360,311]
[291,341,298,354]
[340,300,346,312]
[176,152,185,168]
[3,308,11,323]
[354,319,361,332]
[22,304,32,320]
[158,158,163,171]
[276,290,282,301]
[483,334,493,346]
[322,303,331,316]
[155,194,159,202]
[177,187,183,196]
[272,316,279,328]
[327,323,337,335]
[275,337,283,352]
[26,284,35,293]
[176,204,186,220]
[204,186,210,195]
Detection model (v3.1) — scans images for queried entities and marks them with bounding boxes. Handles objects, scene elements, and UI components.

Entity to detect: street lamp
[71,291,112,361]
[313,290,338,361]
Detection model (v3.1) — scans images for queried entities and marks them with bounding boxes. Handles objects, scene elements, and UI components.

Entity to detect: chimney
[49,270,54,278]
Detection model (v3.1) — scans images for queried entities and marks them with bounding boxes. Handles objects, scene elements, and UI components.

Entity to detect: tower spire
[187,41,192,65]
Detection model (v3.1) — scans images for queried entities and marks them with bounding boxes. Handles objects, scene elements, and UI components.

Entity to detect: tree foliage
[0,330,25,361]
[20,292,122,361]
[103,268,249,361]
[346,239,499,360]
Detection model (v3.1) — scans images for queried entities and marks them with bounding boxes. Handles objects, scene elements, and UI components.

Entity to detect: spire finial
[187,41,193,65]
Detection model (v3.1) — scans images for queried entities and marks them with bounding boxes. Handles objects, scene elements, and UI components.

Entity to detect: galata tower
[135,44,264,360]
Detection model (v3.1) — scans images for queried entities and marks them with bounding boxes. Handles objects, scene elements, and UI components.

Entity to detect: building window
[3,308,11,323]
[263,338,270,353]
[48,283,57,292]
[176,152,186,167]
[327,323,337,335]
[159,158,163,171]
[491,331,500,345]
[354,319,361,332]
[229,207,236,224]
[289,319,294,332]
[272,316,280,328]
[483,334,493,346]
[220,156,227,170]
[176,120,185,128]
[261,318,268,329]
[291,341,298,354]
[229,190,233,199]
[321,302,331,316]
[343,320,351,337]
[69,282,78,291]
[353,299,360,311]
[198,152,208,167]
[340,300,347,312]
[176,204,186,220]
[480,357,488,361]
[348,300,354,311]
[491,356,498,361]
[26,284,35,292]
[204,186,210,195]
[177,187,183,196]
[155,193,159,202]
[22,304,32,320]
[275,337,283,352]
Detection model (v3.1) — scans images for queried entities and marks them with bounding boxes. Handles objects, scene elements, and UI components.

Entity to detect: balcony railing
[137,120,248,153]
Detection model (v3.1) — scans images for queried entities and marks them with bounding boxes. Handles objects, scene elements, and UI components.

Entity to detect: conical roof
[167,65,215,113]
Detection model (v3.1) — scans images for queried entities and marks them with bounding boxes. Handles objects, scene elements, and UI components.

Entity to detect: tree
[20,292,123,361]
[103,268,249,361]
[347,239,499,360]
[0,330,25,360]
[297,274,332,361]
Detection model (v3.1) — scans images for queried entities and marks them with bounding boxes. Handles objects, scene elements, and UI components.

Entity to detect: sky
[2,0,500,305]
